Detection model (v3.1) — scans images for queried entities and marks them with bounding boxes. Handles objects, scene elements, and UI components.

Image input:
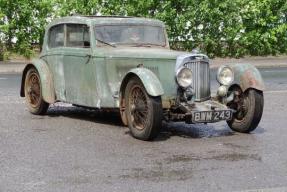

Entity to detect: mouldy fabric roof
[47,15,165,28]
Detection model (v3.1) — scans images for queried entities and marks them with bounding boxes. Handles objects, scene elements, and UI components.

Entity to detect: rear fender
[20,59,56,103]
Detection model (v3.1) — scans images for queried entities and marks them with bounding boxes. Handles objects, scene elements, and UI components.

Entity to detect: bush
[0,43,4,61]
[0,0,286,58]
[99,0,287,57]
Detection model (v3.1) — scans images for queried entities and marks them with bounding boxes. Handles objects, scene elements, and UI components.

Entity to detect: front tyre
[24,68,49,115]
[227,88,264,133]
[125,77,162,140]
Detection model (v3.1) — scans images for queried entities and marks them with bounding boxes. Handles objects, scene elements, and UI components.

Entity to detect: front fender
[121,67,164,96]
[228,63,265,92]
[119,67,164,126]
[20,59,56,103]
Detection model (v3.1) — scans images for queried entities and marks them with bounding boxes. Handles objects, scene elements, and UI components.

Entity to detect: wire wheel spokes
[129,85,149,130]
[235,92,250,121]
[26,72,41,107]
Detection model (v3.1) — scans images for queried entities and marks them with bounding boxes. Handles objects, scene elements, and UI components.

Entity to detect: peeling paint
[96,99,101,108]
[228,63,265,92]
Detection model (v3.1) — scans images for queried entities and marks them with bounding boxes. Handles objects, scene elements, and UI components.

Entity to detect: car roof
[47,15,165,28]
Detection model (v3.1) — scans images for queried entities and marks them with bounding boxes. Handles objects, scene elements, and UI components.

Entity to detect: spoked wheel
[24,68,49,115]
[125,77,162,140]
[227,87,264,133]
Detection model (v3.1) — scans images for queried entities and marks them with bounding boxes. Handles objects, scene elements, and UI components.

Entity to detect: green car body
[20,16,265,140]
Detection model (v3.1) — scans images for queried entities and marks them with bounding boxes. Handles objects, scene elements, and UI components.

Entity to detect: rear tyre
[227,88,264,133]
[125,77,162,140]
[24,68,49,115]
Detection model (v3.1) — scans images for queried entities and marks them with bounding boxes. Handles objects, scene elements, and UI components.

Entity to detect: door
[63,23,97,106]
[45,24,66,101]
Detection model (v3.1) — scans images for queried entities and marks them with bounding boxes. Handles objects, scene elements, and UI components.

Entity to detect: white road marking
[262,70,286,73]
[0,77,7,80]
[265,90,287,94]
[236,187,287,192]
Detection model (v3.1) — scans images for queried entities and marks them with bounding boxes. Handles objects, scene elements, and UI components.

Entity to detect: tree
[0,0,286,59]
[0,9,7,60]
[0,0,54,58]
[54,0,101,16]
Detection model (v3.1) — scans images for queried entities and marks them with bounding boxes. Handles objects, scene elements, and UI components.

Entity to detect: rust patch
[119,99,128,126]
[240,69,264,91]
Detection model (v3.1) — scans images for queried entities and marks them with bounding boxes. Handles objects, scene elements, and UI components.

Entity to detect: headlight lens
[176,67,193,88]
[217,66,234,85]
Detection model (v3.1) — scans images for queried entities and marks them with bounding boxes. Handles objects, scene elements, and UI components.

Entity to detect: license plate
[192,110,232,123]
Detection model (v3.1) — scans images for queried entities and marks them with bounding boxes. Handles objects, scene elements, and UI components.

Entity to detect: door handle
[85,54,91,64]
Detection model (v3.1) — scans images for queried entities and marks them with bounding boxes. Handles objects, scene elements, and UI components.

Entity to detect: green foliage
[0,46,3,61]
[99,0,287,57]
[0,0,286,58]
[0,12,5,61]
[0,0,54,58]
[54,0,101,16]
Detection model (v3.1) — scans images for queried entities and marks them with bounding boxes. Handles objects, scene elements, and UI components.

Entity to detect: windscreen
[95,24,166,46]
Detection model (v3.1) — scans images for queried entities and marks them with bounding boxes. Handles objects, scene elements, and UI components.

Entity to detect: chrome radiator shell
[183,59,211,101]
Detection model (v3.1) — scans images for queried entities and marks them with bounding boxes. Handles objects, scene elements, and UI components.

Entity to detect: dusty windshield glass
[95,24,166,47]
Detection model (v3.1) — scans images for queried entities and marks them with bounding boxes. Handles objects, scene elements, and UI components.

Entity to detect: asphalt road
[0,68,287,192]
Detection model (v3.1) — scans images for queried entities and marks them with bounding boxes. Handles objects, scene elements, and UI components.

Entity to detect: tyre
[24,68,49,115]
[125,77,162,140]
[227,88,264,133]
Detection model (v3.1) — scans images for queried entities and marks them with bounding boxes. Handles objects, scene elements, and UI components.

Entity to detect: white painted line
[0,77,7,80]
[262,70,285,73]
[235,186,287,192]
[265,90,287,94]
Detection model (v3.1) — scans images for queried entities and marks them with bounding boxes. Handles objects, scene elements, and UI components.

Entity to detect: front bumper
[168,99,233,124]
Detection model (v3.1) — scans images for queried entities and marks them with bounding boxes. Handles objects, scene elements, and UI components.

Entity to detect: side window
[48,25,64,48]
[66,24,90,48]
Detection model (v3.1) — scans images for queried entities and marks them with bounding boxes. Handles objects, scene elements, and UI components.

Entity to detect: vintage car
[20,16,264,140]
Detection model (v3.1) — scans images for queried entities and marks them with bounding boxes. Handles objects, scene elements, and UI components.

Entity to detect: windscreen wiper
[133,43,164,47]
[96,38,116,48]
[133,43,152,47]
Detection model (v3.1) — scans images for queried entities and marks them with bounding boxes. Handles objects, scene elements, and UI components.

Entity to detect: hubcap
[25,72,41,108]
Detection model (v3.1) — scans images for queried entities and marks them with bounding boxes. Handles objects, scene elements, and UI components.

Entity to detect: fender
[120,67,164,97]
[20,59,56,103]
[228,63,265,92]
[119,67,164,126]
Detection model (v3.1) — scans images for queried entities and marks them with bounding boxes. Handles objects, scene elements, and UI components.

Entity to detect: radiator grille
[184,60,210,101]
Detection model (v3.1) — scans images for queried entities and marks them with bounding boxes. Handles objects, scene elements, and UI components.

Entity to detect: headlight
[176,67,193,88]
[217,66,234,85]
